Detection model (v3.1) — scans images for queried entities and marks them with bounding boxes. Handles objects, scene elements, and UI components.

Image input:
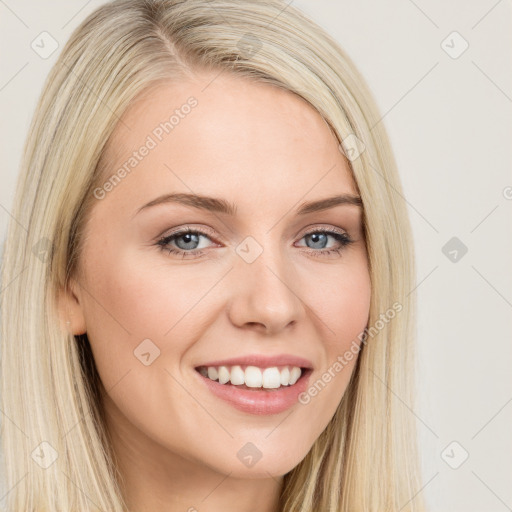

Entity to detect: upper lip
[195,354,314,370]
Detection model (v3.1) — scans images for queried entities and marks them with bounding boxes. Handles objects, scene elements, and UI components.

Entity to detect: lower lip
[195,369,312,415]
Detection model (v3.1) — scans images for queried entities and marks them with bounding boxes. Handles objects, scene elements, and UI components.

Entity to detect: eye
[156,227,218,259]
[295,227,354,258]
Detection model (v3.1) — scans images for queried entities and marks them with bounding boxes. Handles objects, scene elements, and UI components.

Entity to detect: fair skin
[59,72,371,512]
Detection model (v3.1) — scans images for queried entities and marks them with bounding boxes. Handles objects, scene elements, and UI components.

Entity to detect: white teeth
[280,367,290,386]
[200,364,304,389]
[245,366,263,387]
[218,366,230,384]
[289,366,302,385]
[230,365,245,385]
[262,367,281,388]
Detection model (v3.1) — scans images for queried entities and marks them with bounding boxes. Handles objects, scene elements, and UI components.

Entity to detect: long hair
[0,1,425,510]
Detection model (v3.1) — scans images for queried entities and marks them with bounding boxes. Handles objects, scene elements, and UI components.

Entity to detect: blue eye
[156,226,354,259]
[299,230,353,257]
[156,227,215,258]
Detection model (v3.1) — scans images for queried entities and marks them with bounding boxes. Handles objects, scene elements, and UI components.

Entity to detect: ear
[56,277,87,335]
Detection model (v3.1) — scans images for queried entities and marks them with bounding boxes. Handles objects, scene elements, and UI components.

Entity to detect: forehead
[96,73,357,218]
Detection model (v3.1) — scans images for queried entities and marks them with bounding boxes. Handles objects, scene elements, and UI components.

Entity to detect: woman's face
[63,72,371,479]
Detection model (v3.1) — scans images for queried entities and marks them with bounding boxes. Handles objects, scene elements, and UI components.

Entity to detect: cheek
[296,256,370,425]
[80,244,231,397]
[307,256,371,344]
[84,244,208,333]
[79,247,198,385]
[333,267,371,341]
[79,250,212,442]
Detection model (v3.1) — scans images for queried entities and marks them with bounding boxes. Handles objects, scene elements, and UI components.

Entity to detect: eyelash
[156,226,354,259]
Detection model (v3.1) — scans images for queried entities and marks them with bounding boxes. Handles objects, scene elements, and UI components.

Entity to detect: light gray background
[1,1,511,511]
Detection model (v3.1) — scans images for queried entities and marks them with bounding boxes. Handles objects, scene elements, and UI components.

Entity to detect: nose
[227,243,306,335]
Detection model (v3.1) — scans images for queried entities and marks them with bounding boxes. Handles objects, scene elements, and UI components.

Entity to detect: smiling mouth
[194,365,311,390]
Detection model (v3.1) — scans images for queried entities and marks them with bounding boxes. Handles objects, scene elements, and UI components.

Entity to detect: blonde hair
[0,0,425,510]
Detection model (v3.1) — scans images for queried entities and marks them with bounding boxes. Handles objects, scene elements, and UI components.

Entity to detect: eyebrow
[134,192,363,217]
